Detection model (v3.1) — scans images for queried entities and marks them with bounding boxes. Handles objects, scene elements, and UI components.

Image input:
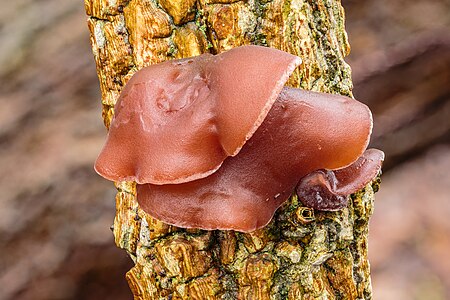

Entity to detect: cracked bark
[85,0,378,298]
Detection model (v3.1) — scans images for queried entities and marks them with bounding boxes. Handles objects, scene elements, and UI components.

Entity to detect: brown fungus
[94,45,301,185]
[137,87,374,232]
[296,149,385,211]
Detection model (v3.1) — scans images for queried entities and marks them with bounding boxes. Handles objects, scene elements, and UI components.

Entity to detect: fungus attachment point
[94,45,302,185]
[296,149,385,211]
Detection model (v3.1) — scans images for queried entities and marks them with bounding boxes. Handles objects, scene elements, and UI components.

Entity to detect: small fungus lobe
[296,149,385,211]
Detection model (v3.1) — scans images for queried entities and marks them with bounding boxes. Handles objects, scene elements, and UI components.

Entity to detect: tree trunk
[85,0,378,298]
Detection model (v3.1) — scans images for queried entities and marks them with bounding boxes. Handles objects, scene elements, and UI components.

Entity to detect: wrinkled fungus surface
[137,87,374,232]
[94,46,301,185]
[296,149,385,211]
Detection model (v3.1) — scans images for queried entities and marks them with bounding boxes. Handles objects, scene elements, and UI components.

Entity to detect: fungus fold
[94,45,384,232]
[296,149,385,211]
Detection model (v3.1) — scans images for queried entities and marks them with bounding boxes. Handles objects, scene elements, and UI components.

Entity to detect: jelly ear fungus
[94,45,384,232]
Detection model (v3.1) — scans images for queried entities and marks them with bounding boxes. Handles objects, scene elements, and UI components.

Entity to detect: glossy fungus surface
[137,87,374,232]
[94,46,301,185]
[296,149,385,210]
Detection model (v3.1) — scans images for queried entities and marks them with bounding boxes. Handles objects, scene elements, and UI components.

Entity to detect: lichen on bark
[85,0,377,298]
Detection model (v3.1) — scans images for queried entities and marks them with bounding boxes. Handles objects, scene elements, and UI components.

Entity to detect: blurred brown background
[0,0,449,299]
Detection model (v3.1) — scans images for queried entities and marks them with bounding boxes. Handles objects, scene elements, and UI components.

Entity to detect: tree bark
[85,0,378,298]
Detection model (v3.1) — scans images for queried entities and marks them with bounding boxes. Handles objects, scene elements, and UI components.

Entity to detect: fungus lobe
[296,148,385,211]
[94,45,301,185]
